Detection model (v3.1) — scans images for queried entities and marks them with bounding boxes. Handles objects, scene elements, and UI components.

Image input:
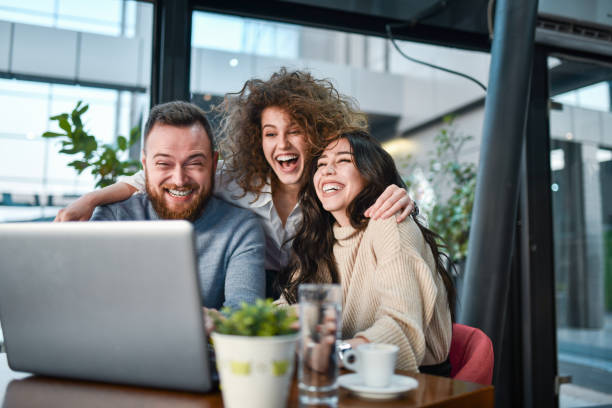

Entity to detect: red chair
[449,323,494,385]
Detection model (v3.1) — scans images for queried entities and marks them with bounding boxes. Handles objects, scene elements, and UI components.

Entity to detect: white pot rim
[211,332,298,343]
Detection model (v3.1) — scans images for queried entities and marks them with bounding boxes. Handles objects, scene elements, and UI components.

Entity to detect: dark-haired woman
[279,130,454,374]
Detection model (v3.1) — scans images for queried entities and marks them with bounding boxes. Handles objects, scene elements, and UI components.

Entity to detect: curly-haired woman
[54,69,414,296]
[279,129,454,374]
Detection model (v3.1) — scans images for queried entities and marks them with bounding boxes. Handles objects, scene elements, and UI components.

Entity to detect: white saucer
[338,373,418,400]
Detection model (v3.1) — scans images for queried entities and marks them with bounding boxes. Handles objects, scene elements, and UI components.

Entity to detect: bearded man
[91,101,265,309]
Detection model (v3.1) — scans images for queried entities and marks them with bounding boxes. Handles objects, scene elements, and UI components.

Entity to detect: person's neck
[332,210,351,228]
[271,178,301,227]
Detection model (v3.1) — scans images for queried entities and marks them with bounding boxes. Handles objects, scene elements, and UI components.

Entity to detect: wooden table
[0,354,493,407]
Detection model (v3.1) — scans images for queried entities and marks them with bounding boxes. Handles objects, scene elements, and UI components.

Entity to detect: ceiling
[199,0,612,96]
[279,0,491,35]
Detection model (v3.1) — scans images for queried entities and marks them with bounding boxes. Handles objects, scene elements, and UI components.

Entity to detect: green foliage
[42,101,141,188]
[405,116,476,262]
[213,299,298,337]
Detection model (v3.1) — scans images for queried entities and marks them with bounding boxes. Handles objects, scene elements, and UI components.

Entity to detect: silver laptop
[0,220,212,392]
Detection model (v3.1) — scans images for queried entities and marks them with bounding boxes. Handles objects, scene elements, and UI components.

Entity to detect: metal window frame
[150,0,192,105]
[147,0,493,106]
[522,44,612,407]
[191,0,492,52]
[519,44,558,408]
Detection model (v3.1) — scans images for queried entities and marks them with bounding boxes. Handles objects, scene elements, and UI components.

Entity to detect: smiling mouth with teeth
[322,183,343,193]
[276,154,299,168]
[167,189,193,197]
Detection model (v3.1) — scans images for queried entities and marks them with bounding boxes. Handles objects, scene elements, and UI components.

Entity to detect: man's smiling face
[142,123,217,221]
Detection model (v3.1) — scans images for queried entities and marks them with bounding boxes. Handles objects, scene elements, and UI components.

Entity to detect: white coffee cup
[343,343,399,388]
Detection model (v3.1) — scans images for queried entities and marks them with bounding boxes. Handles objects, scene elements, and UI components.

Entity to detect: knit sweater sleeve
[354,218,441,372]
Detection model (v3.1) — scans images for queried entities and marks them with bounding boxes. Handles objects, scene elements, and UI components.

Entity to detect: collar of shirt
[247,181,274,209]
[228,179,302,237]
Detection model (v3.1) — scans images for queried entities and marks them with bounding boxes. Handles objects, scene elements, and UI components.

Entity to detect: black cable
[385,23,488,92]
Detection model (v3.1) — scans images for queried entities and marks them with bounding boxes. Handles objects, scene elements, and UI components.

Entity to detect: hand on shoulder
[364,185,415,223]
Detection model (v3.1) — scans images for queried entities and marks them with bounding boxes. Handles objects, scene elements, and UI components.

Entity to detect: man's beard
[145,176,213,222]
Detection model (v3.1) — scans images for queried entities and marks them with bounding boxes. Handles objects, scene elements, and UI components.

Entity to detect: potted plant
[425,116,476,264]
[42,101,141,188]
[404,116,476,280]
[210,299,298,408]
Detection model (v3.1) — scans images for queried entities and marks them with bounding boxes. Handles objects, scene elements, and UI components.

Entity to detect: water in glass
[298,284,342,406]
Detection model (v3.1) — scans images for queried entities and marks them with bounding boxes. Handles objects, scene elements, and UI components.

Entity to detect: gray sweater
[91,194,266,309]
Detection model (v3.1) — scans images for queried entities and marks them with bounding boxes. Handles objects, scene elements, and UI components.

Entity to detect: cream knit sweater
[333,217,452,372]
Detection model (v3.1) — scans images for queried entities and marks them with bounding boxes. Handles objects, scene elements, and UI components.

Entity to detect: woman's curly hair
[216,68,368,200]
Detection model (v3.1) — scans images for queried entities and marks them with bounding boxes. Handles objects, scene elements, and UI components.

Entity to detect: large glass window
[0,0,139,37]
[548,56,612,406]
[189,8,488,218]
[0,0,153,222]
[192,12,299,59]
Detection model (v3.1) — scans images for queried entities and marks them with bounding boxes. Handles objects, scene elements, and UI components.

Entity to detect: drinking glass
[297,283,342,406]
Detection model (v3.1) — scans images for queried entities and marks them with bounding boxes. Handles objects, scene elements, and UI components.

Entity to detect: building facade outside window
[0,0,153,221]
[548,56,612,406]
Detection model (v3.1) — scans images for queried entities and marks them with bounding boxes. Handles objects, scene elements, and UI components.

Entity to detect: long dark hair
[278,130,456,321]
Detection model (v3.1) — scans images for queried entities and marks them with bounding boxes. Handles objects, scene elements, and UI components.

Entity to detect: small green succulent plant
[212,299,297,337]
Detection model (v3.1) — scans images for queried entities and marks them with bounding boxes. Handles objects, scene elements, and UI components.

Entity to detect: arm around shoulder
[55,182,138,222]
[118,170,145,192]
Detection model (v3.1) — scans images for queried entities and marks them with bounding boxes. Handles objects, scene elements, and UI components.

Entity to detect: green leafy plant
[405,116,476,262]
[42,101,141,188]
[212,299,298,337]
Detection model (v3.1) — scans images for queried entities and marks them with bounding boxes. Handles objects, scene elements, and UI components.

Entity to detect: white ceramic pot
[211,332,298,408]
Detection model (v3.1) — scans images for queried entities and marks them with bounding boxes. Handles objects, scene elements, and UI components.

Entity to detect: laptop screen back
[0,220,211,392]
